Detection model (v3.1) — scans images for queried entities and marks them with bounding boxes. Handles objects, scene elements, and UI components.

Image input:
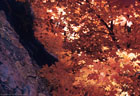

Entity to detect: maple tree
[18,0,140,95]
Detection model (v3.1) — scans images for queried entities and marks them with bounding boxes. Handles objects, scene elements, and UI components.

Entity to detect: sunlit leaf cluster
[24,0,140,95]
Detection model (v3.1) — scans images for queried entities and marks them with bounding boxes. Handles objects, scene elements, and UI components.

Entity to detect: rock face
[0,0,58,67]
[0,11,49,96]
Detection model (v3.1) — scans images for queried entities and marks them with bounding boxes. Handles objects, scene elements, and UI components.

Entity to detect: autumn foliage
[21,0,140,95]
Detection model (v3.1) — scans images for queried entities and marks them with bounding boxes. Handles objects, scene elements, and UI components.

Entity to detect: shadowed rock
[0,0,58,67]
[0,11,49,96]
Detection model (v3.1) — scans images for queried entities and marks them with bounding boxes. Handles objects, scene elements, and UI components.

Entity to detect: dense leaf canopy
[23,0,140,95]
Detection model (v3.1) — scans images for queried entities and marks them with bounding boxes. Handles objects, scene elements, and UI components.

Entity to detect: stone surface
[0,11,50,96]
[0,0,58,67]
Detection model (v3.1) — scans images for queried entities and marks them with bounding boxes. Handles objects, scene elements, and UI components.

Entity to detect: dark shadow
[0,0,58,67]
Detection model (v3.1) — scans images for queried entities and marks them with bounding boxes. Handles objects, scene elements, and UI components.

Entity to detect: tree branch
[96,14,120,49]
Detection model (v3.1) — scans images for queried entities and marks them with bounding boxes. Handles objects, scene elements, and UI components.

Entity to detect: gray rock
[0,11,50,96]
[39,93,46,96]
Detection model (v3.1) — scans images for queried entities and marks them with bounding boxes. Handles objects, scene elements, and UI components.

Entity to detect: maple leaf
[22,0,140,95]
